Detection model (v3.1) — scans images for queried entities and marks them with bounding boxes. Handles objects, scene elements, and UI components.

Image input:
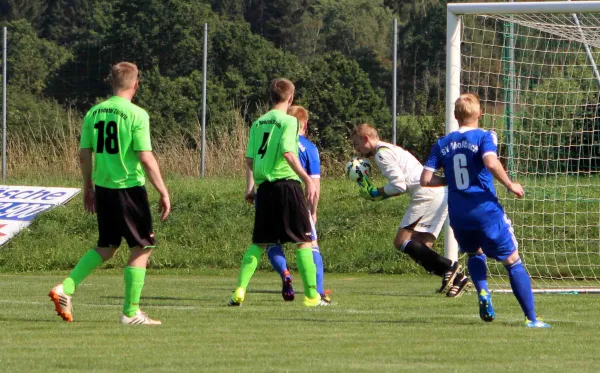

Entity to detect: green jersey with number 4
[80,96,152,189]
[246,109,300,186]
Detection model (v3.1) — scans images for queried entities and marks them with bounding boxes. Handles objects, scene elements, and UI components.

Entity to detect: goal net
[447,2,600,292]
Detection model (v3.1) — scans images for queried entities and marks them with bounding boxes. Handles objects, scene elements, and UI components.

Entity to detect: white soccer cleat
[48,284,73,322]
[120,310,162,325]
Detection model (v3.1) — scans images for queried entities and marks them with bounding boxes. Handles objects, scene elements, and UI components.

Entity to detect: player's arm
[245,157,255,204]
[309,177,320,223]
[281,119,316,205]
[420,170,447,187]
[421,140,446,187]
[305,143,321,222]
[79,148,95,213]
[138,151,171,220]
[79,116,95,213]
[283,152,316,206]
[480,130,524,198]
[483,155,524,198]
[358,149,401,201]
[132,114,170,220]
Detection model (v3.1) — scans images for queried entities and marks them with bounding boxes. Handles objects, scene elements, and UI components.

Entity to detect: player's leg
[394,188,455,277]
[308,213,328,301]
[266,244,294,301]
[296,242,323,306]
[394,228,452,275]
[504,251,550,328]
[229,243,267,306]
[312,242,327,299]
[453,227,495,321]
[278,180,324,306]
[467,250,490,297]
[480,216,550,327]
[228,182,275,306]
[492,216,550,327]
[118,186,161,325]
[120,247,161,325]
[49,186,120,322]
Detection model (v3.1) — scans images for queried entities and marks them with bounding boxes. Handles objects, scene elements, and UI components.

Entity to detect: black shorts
[95,185,155,249]
[253,180,312,244]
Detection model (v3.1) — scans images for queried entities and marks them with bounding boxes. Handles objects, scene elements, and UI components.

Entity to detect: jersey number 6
[453,154,469,190]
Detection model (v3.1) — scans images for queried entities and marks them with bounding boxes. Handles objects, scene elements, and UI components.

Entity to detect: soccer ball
[345,157,372,181]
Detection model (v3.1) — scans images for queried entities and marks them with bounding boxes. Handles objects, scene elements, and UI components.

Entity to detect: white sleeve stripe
[423,166,437,172]
[482,151,497,158]
[310,175,320,179]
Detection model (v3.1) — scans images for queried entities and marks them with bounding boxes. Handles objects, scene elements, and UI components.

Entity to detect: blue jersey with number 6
[424,127,503,229]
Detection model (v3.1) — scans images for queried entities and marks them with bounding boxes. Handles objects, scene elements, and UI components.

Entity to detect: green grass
[0,176,420,274]
[1,271,599,373]
[2,175,600,285]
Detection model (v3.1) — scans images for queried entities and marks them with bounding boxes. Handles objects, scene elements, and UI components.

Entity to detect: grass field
[1,271,599,373]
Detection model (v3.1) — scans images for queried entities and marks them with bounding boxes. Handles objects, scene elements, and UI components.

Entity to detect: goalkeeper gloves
[357,176,386,201]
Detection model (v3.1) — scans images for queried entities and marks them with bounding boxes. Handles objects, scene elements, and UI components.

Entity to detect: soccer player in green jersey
[228,78,327,307]
[49,62,171,325]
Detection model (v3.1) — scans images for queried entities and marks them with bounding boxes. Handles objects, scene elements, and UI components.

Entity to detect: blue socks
[468,254,490,296]
[312,246,324,295]
[268,244,326,295]
[267,245,288,279]
[505,258,537,321]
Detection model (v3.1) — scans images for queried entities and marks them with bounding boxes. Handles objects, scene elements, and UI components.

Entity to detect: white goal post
[445,1,600,292]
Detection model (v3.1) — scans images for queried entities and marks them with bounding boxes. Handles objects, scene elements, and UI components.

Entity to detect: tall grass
[3,105,346,179]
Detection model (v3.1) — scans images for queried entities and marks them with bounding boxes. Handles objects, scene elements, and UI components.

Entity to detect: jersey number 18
[94,121,119,154]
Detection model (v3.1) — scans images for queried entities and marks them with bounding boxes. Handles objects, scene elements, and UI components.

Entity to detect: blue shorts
[452,214,518,261]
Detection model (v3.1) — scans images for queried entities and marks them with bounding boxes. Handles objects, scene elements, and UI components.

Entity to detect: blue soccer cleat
[478,290,495,322]
[281,271,295,301]
[525,319,552,328]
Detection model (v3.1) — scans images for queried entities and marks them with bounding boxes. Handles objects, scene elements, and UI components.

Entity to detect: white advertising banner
[0,185,80,245]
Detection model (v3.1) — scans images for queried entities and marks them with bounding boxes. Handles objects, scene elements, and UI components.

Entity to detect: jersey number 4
[257,133,269,159]
[453,154,469,190]
[94,121,119,154]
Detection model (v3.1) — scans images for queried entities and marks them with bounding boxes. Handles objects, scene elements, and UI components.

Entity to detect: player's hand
[357,176,385,201]
[508,182,524,199]
[245,189,255,205]
[305,179,317,207]
[83,187,95,214]
[158,193,171,221]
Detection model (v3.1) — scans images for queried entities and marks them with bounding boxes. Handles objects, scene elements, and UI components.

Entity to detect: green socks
[296,248,318,299]
[236,245,263,289]
[62,249,104,296]
[123,266,146,317]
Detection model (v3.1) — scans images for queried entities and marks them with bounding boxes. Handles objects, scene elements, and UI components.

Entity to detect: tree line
[0,0,539,164]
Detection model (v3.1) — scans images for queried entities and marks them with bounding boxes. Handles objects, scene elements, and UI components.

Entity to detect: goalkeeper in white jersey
[350,124,470,297]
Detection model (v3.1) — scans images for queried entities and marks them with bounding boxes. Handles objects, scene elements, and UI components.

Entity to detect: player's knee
[95,246,118,261]
[393,237,404,250]
[396,240,411,252]
[503,250,521,266]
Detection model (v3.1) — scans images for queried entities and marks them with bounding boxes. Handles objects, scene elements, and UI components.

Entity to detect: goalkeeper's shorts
[400,187,448,238]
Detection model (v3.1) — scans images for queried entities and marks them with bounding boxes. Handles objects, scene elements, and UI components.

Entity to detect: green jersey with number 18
[246,109,300,186]
[80,96,152,189]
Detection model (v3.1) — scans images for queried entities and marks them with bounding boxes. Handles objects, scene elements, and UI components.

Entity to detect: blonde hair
[270,78,295,104]
[351,123,379,139]
[454,93,481,123]
[110,62,139,90]
[287,105,309,123]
